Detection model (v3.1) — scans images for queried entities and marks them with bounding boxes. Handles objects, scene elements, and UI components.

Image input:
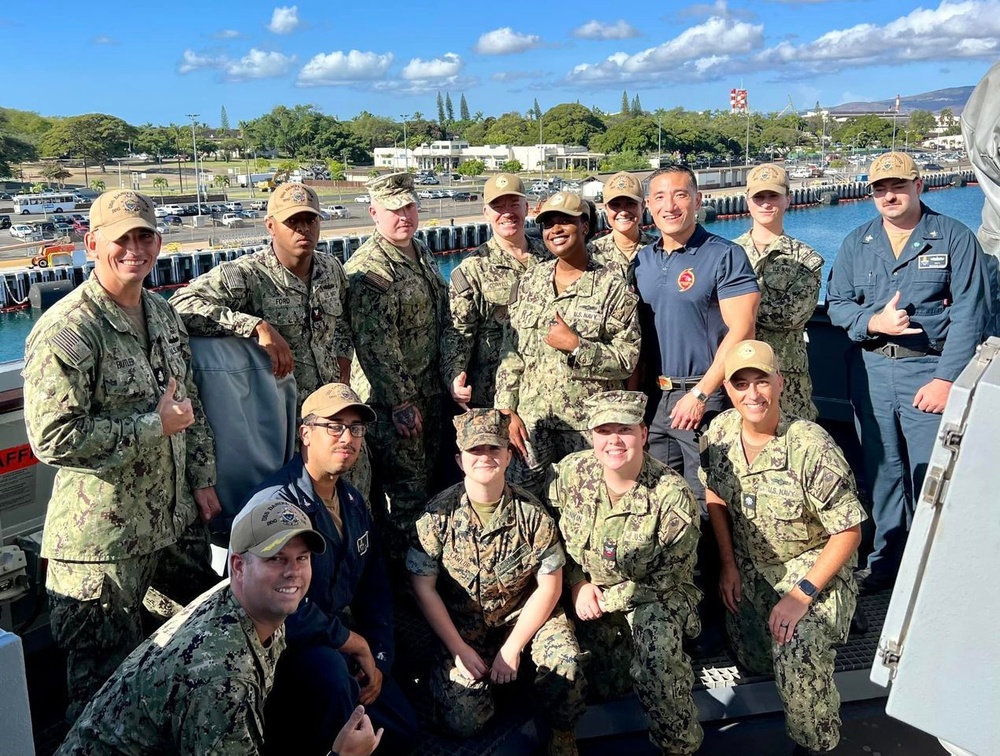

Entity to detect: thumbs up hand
[157,377,194,436]
[451,371,472,410]
[545,311,581,353]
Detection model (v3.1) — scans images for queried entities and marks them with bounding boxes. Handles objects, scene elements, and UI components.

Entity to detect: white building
[373,140,604,173]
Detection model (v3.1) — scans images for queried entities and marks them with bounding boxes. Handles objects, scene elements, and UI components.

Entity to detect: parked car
[162,215,183,226]
[10,224,33,238]
[0,193,12,201]
[154,206,171,218]
[53,221,74,237]
[224,201,243,212]
[219,212,244,228]
[51,214,72,226]
[155,222,173,235]
[248,200,267,211]
[238,209,260,219]
[0,215,11,230]
[923,163,944,171]
[354,195,371,204]
[324,205,351,219]
[452,192,478,202]
[417,190,434,199]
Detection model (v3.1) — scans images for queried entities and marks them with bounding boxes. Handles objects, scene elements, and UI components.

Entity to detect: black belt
[657,375,705,391]
[864,343,941,359]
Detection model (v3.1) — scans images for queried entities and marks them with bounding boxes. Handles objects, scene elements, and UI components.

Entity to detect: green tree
[213,174,231,188]
[621,90,630,116]
[591,116,658,155]
[327,159,345,180]
[460,94,470,122]
[533,99,542,122]
[600,150,650,172]
[39,162,72,187]
[541,104,606,147]
[500,159,523,173]
[351,112,401,150]
[152,176,168,201]
[220,106,230,132]
[437,92,446,126]
[905,110,937,141]
[833,115,893,149]
[457,159,485,177]
[631,94,643,117]
[0,110,37,178]
[90,179,106,191]
[445,93,454,124]
[483,112,533,145]
[40,114,137,184]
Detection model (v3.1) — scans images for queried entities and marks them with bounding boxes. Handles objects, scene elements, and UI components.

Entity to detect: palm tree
[152,177,168,203]
[213,174,231,200]
[91,179,106,192]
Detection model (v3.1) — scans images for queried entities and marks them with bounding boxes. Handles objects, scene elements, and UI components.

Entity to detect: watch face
[798,579,817,596]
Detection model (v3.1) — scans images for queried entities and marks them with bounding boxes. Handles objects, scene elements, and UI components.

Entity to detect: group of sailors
[22,150,993,756]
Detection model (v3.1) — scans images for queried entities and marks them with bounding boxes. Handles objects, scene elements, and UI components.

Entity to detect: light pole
[400,115,409,172]
[114,158,124,188]
[657,114,662,168]
[186,113,201,216]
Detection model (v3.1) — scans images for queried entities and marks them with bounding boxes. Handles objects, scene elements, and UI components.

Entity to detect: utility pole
[400,114,409,172]
[186,113,201,217]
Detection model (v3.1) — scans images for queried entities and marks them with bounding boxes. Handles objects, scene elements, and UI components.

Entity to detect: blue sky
[3,0,997,126]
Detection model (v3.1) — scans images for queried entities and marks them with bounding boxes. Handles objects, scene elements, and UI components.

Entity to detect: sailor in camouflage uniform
[57,499,326,756]
[700,341,865,755]
[345,173,449,558]
[733,164,823,420]
[171,182,370,499]
[495,191,640,498]
[22,190,221,721]
[547,391,703,755]
[407,409,585,755]
[588,171,659,282]
[441,173,549,408]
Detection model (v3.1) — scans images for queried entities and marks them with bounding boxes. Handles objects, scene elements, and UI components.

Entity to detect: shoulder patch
[813,463,844,502]
[450,267,472,294]
[362,272,392,293]
[804,252,825,272]
[220,263,244,290]
[50,327,91,366]
[508,278,520,306]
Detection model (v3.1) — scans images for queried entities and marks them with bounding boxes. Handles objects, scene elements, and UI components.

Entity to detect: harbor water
[0,184,987,365]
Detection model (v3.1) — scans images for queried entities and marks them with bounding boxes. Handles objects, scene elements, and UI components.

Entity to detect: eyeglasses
[307,421,368,438]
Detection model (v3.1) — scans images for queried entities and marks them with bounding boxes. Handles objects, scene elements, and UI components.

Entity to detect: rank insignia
[863,235,874,243]
[357,530,370,556]
[311,306,322,322]
[743,493,756,512]
[677,267,695,292]
[602,538,617,562]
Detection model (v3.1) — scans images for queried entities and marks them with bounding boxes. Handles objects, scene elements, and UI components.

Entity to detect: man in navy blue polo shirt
[634,165,759,654]
[634,166,760,501]
[827,152,990,594]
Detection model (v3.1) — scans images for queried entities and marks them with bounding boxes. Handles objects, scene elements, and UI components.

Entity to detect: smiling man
[441,173,549,409]
[243,382,417,756]
[57,498,325,755]
[23,189,221,722]
[827,152,990,593]
[699,340,864,755]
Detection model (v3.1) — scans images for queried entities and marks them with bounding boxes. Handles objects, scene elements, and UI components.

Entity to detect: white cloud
[214,29,241,39]
[573,20,640,40]
[570,17,763,83]
[474,27,541,55]
[92,35,117,45]
[178,49,228,74]
[373,75,478,95]
[297,50,394,85]
[491,70,545,82]
[754,0,1000,73]
[226,49,295,80]
[402,53,463,79]
[268,5,300,34]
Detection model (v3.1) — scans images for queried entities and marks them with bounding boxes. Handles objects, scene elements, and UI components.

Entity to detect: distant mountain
[828,87,974,116]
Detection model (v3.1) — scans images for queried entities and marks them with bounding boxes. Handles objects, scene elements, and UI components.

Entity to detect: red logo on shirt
[677,268,695,292]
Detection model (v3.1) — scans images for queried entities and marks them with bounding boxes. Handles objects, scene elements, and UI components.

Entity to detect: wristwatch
[797,578,818,599]
[689,387,709,403]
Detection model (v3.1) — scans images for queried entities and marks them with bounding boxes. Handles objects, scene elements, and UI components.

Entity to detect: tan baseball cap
[484,173,526,204]
[724,340,780,381]
[746,164,789,196]
[585,390,648,429]
[603,172,644,203]
[535,191,587,223]
[89,190,157,239]
[230,499,325,557]
[267,183,321,223]
[453,408,510,450]
[868,152,921,185]
[368,172,417,210]
[301,382,377,423]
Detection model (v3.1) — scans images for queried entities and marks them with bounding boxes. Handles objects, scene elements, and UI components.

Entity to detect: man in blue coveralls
[633,165,760,653]
[243,382,418,755]
[828,152,991,593]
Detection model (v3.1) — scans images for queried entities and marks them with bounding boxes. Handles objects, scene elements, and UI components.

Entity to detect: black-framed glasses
[307,421,368,438]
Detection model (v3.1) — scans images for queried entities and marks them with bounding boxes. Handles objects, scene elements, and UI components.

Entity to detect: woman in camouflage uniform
[733,163,824,420]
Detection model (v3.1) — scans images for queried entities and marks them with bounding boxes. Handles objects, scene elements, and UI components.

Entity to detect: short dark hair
[647,165,698,193]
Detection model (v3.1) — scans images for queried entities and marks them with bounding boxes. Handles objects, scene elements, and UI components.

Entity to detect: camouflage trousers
[577,601,703,754]
[47,521,219,722]
[342,439,373,503]
[728,570,856,752]
[778,370,818,422]
[430,608,586,737]
[507,415,591,499]
[367,395,442,562]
